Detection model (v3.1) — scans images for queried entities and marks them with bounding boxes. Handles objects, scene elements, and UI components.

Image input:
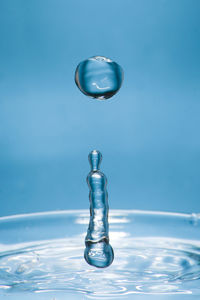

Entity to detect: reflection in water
[84,150,114,268]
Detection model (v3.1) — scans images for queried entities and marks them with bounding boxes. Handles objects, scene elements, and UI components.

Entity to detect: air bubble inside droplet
[75,56,124,100]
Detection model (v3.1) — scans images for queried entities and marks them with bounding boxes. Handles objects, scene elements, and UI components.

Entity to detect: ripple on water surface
[0,236,200,297]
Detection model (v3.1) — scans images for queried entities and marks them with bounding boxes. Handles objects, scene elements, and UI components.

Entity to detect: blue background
[0,0,200,216]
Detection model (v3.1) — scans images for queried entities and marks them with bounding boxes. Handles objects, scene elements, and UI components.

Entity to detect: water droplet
[84,150,114,268]
[75,56,124,100]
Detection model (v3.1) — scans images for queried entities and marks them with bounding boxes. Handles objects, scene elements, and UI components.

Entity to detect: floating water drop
[75,56,124,100]
[84,150,114,268]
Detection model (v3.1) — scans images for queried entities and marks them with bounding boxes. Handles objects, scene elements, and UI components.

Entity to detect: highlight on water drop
[84,150,114,268]
[75,56,124,100]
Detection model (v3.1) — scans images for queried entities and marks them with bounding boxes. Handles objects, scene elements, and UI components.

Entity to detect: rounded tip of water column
[88,150,102,171]
[84,240,114,268]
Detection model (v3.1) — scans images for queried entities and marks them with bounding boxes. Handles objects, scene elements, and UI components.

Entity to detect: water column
[84,150,114,268]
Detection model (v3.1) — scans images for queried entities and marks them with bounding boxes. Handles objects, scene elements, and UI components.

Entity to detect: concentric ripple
[0,235,200,297]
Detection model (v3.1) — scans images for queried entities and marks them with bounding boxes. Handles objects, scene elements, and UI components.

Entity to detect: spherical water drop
[75,56,124,100]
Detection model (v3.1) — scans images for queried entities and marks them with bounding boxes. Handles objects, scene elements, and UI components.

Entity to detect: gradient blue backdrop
[0,0,200,216]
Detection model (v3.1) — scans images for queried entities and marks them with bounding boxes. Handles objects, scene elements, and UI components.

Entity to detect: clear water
[1,236,200,297]
[75,56,124,100]
[84,150,114,268]
[0,210,200,299]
